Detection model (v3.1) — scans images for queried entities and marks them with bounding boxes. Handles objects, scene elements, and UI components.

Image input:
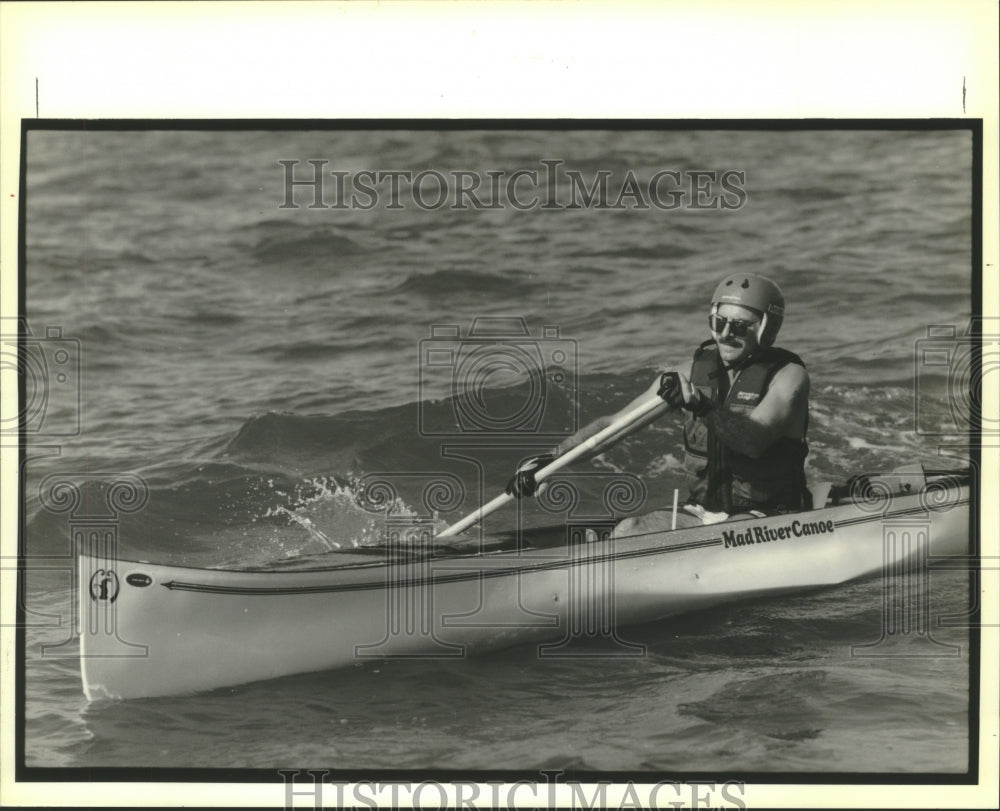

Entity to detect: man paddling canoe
[506,273,810,530]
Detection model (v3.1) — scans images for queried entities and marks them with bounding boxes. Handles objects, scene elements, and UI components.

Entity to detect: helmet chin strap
[756,312,768,345]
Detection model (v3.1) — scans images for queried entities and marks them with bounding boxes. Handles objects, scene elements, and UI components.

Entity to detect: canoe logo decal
[126,573,152,587]
[723,518,835,549]
[88,569,120,603]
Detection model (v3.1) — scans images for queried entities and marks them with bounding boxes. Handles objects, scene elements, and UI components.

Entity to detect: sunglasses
[708,313,760,338]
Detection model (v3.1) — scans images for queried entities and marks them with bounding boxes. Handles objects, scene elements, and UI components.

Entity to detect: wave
[223,409,382,459]
[176,310,246,327]
[222,368,582,462]
[392,268,541,297]
[248,221,366,264]
[252,337,397,362]
[772,186,850,203]
[576,244,698,261]
[256,231,364,263]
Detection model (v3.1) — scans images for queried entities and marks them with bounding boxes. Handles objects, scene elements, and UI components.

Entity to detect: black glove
[657,371,713,418]
[505,453,556,498]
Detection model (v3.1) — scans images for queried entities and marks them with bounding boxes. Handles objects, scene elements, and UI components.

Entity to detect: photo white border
[2,1,997,808]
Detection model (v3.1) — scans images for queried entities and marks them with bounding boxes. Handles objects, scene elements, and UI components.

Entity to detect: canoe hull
[79,487,970,700]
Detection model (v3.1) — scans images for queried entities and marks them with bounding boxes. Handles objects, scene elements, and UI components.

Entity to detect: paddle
[437,393,668,538]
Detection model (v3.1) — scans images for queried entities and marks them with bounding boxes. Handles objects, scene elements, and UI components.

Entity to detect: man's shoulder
[769,359,810,395]
[764,345,806,369]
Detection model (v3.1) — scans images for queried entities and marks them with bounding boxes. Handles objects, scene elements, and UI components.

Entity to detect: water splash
[261,475,446,555]
[265,504,342,549]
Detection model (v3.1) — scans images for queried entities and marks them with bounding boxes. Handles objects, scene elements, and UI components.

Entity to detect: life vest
[682,340,808,513]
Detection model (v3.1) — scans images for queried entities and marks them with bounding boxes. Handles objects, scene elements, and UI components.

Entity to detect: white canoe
[78,469,970,700]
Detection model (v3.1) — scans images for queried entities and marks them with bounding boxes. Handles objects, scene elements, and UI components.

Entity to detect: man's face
[711,303,761,366]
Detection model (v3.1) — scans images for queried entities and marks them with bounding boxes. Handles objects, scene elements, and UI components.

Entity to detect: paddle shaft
[437,393,668,538]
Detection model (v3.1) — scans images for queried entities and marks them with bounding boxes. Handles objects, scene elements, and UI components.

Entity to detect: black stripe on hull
[159,497,969,597]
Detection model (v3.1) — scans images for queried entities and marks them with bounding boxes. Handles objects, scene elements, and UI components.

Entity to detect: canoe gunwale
[83,489,971,591]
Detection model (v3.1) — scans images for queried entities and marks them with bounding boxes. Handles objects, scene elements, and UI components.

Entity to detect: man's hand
[658,371,713,417]
[505,453,556,498]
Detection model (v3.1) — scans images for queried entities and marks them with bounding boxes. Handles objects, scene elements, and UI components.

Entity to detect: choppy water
[17,127,976,776]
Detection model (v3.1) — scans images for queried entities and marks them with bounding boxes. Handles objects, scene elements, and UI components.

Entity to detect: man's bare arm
[553,377,672,463]
[697,363,809,458]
